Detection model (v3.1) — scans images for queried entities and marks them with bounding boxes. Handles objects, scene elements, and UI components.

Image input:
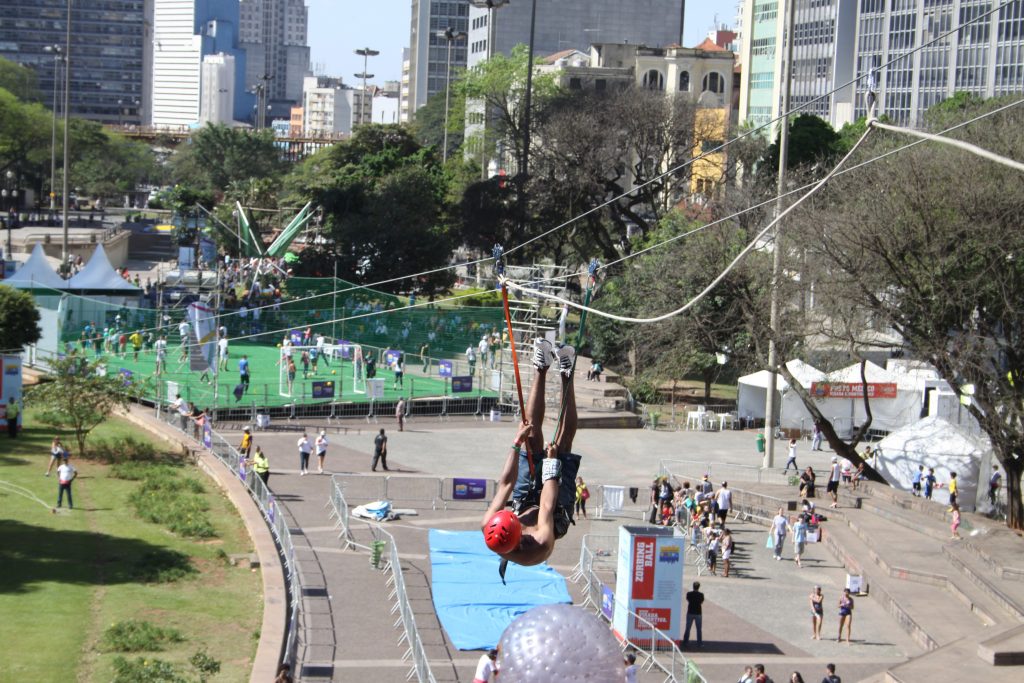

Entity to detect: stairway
[818,482,1024,681]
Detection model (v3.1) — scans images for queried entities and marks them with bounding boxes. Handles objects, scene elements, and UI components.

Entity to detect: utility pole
[763,0,797,469]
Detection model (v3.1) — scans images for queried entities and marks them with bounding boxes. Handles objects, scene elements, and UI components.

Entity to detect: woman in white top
[315,431,329,474]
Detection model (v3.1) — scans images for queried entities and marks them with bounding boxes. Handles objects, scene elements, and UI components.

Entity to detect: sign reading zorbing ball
[498,604,625,683]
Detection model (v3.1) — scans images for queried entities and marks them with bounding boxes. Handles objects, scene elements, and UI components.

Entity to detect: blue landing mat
[428,529,572,650]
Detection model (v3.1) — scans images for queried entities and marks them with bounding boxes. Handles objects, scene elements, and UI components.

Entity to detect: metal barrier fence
[570,535,709,683]
[659,458,827,488]
[153,403,302,673]
[659,461,794,520]
[329,473,499,512]
[326,476,438,683]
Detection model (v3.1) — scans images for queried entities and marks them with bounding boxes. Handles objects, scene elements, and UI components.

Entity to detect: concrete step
[977,623,1024,666]
[884,638,991,683]
[965,527,1024,583]
[830,502,1017,630]
[821,517,994,652]
[855,496,953,543]
[941,543,1024,622]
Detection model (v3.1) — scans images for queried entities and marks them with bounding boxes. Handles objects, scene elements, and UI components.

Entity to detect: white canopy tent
[67,244,141,294]
[2,243,67,290]
[875,416,992,511]
[736,360,826,430]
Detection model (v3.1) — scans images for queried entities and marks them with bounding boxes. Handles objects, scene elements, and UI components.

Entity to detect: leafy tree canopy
[0,285,42,351]
[171,124,285,194]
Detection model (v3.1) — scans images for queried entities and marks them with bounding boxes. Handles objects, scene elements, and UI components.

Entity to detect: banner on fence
[452,478,488,500]
[311,381,335,399]
[612,525,683,645]
[452,376,473,393]
[439,360,452,377]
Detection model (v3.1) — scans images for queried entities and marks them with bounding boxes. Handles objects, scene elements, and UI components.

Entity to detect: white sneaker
[532,338,553,370]
[555,343,575,378]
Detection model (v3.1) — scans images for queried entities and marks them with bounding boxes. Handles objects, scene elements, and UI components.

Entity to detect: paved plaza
[214,416,973,683]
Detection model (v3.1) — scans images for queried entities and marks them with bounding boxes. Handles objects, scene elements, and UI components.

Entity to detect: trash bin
[756,432,766,454]
[489,409,501,422]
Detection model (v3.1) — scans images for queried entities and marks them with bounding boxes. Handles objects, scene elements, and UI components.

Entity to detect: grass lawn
[0,411,262,682]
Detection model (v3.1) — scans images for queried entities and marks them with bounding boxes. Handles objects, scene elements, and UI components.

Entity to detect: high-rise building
[0,0,149,125]
[407,0,469,116]
[400,47,412,123]
[852,0,1024,126]
[737,0,858,133]
[737,0,1024,133]
[301,75,369,136]
[466,0,686,69]
[151,0,250,128]
[199,53,237,125]
[373,81,401,125]
[239,0,310,110]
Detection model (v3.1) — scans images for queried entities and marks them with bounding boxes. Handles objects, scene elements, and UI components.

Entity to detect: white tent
[67,244,141,293]
[875,416,992,510]
[737,360,825,429]
[1,243,67,290]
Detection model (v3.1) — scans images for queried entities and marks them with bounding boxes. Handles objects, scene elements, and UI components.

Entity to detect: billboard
[451,478,488,500]
[612,525,683,646]
[0,355,23,429]
[810,382,898,399]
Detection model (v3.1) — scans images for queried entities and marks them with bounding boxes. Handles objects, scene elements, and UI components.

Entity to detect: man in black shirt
[821,662,841,683]
[372,429,389,471]
[683,581,704,646]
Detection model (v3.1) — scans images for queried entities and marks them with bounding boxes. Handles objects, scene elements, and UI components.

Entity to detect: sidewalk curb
[122,407,286,683]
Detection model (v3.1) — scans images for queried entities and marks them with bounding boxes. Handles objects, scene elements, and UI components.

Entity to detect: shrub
[126,469,215,539]
[131,549,198,583]
[111,656,187,683]
[110,462,180,481]
[189,649,221,682]
[100,620,185,653]
[89,435,160,464]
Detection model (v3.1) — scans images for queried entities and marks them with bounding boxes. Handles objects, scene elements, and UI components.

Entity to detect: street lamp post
[117,98,123,127]
[44,45,64,212]
[441,27,467,163]
[3,171,16,259]
[354,47,379,126]
[60,0,72,273]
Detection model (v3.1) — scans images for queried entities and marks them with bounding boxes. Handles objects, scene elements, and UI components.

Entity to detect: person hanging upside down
[481,338,582,573]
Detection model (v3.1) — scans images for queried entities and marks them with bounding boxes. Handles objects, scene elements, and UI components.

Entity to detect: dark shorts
[827,480,839,494]
[512,450,582,539]
[912,481,921,491]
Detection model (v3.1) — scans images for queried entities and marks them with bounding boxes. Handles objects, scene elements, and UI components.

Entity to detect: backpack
[581,487,590,500]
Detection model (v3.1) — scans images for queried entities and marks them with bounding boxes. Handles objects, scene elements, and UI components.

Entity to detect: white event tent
[63,244,141,330]
[1,243,66,291]
[736,359,825,430]
[875,416,992,510]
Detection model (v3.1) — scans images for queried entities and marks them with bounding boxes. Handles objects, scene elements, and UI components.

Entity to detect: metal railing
[571,535,709,683]
[659,458,825,489]
[326,476,437,683]
[328,473,498,512]
[153,403,302,673]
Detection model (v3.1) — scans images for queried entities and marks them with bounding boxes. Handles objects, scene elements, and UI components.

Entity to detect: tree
[0,285,42,351]
[27,356,146,457]
[284,125,456,295]
[786,96,1024,527]
[761,113,841,174]
[0,58,39,102]
[588,211,765,398]
[171,123,285,193]
[411,88,465,160]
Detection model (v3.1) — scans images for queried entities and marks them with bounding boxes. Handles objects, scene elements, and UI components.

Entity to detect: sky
[306,0,735,87]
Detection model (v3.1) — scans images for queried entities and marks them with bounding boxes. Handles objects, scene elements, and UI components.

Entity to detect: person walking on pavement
[771,507,789,561]
[793,514,809,568]
[252,446,270,486]
[821,663,841,683]
[827,457,842,508]
[721,528,735,578]
[715,481,732,524]
[395,397,406,432]
[682,581,704,647]
[56,455,77,510]
[239,426,253,457]
[315,430,329,474]
[989,465,1002,506]
[784,438,799,473]
[372,428,389,472]
[810,585,824,640]
[297,432,312,476]
[811,420,823,451]
[837,588,854,643]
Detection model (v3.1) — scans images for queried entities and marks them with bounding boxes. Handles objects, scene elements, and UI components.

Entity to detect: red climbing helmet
[484,510,522,554]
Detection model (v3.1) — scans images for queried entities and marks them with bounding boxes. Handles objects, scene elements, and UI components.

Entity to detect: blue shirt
[794,520,808,543]
[238,358,249,375]
[912,470,922,484]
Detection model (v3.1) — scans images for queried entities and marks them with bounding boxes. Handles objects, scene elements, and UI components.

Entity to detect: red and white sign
[810,382,898,399]
[634,607,672,631]
[631,536,656,600]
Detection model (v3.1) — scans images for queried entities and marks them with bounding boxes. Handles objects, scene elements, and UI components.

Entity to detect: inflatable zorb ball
[498,603,625,682]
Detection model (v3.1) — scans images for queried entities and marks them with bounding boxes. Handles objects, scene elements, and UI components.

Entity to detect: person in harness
[481,338,582,580]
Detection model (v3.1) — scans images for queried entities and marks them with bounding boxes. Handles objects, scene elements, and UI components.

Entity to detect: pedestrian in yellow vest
[252,446,270,486]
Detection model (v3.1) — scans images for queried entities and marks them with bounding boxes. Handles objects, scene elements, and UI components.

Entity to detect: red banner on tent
[810,382,898,399]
